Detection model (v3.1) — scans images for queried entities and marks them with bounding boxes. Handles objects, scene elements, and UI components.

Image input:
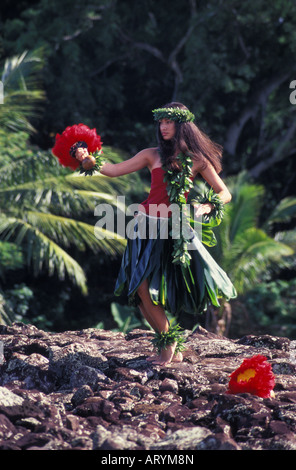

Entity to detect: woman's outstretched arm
[100,148,153,177]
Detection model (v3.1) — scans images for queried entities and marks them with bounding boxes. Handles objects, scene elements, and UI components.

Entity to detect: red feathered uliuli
[52,123,102,170]
[227,354,275,398]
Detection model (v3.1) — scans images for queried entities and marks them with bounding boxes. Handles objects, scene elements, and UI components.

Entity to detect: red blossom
[52,123,102,170]
[227,354,275,398]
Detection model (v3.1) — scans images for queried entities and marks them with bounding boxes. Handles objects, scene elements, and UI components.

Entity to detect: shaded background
[0,0,295,338]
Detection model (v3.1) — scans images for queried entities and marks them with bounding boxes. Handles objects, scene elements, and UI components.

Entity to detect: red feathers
[52,123,102,170]
[227,355,275,398]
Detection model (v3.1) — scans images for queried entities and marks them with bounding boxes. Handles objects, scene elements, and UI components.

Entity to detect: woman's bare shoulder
[140,147,159,158]
[140,147,161,169]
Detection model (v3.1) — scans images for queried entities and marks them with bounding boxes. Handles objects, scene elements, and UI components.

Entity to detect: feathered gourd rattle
[52,123,104,175]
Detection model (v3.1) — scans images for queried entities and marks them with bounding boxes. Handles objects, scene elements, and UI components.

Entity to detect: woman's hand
[75,147,89,161]
[74,147,96,170]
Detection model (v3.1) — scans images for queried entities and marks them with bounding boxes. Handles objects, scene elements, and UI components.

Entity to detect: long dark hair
[156,102,223,173]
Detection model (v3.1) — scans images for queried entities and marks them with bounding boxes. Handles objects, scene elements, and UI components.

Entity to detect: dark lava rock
[0,322,296,450]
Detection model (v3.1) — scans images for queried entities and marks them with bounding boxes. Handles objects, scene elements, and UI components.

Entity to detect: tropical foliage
[210,172,295,294]
[0,49,141,325]
[2,0,296,191]
[1,1,296,336]
[0,137,143,324]
[0,49,45,134]
[0,151,130,293]
[190,173,296,336]
[244,278,296,339]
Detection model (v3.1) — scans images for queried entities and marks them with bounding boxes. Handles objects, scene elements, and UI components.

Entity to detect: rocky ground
[0,321,296,451]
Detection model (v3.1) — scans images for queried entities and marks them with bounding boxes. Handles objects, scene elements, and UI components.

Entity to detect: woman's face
[159,119,176,140]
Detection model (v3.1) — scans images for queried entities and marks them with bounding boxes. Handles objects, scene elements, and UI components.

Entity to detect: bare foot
[146,350,184,365]
[146,343,180,366]
[172,351,183,363]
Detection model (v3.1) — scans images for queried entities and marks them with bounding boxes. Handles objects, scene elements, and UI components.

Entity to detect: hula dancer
[52,103,237,366]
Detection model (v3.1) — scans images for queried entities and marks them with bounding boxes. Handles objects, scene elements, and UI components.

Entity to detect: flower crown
[152,107,195,123]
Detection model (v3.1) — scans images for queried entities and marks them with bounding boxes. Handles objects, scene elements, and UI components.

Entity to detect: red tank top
[139,167,191,217]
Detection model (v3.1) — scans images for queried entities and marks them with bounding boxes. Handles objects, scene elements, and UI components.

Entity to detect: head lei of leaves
[152,107,195,123]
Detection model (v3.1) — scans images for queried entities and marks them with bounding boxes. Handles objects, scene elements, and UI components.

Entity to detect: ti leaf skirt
[114,212,237,314]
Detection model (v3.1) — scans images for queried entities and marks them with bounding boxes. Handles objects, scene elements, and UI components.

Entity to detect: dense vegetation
[0,0,295,338]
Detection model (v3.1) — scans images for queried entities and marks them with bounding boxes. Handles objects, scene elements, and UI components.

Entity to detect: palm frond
[193,173,265,245]
[0,51,142,297]
[226,183,265,243]
[0,216,88,293]
[65,172,133,195]
[274,229,296,251]
[263,196,296,229]
[0,49,45,134]
[194,173,295,296]
[0,184,128,219]
[0,152,64,188]
[25,211,126,256]
[0,149,138,197]
[224,228,293,293]
[1,49,44,89]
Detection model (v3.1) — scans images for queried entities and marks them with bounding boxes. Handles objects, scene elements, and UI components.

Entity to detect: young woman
[53,103,237,366]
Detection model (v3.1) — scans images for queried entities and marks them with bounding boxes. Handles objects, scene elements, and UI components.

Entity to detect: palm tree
[0,49,142,324]
[0,147,140,294]
[193,172,295,335]
[217,174,294,290]
[0,146,141,324]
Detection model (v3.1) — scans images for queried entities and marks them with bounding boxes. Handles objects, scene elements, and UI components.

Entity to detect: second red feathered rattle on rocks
[227,354,275,398]
[52,123,105,175]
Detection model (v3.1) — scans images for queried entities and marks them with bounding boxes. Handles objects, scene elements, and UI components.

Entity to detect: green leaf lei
[162,153,194,268]
[151,322,186,355]
[192,187,225,221]
[162,153,225,274]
